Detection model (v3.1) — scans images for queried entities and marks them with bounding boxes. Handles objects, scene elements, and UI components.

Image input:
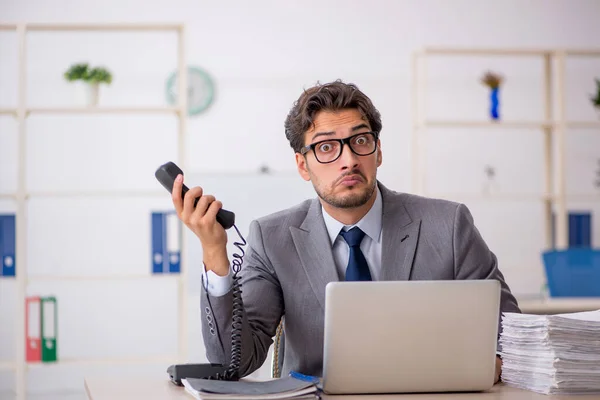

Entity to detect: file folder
[151,211,181,274]
[41,296,57,362]
[166,212,181,273]
[151,212,165,274]
[569,212,592,248]
[25,296,41,362]
[0,214,16,277]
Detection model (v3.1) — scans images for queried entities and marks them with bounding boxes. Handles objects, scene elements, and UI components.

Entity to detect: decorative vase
[489,87,500,120]
[74,81,99,107]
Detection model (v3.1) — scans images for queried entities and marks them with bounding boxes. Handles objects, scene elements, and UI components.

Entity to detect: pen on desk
[289,370,321,384]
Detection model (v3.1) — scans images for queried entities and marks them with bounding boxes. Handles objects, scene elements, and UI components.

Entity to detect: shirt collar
[321,185,383,245]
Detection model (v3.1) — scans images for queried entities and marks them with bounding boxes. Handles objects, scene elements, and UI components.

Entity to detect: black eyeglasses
[300,131,379,164]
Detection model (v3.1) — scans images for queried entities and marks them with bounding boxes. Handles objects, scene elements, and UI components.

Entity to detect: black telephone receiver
[155,161,246,384]
[155,162,236,229]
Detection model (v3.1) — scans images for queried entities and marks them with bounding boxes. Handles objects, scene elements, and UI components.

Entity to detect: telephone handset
[155,161,247,384]
[155,162,235,229]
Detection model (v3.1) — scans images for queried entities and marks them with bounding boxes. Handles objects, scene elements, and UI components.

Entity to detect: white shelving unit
[412,47,600,249]
[412,47,600,310]
[0,22,188,400]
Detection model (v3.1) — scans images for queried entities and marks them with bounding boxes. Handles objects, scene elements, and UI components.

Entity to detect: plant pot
[73,81,99,107]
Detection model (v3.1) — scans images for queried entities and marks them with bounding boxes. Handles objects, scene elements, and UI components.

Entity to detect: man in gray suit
[172,80,520,384]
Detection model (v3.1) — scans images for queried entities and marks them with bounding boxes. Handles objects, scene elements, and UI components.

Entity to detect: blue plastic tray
[543,249,600,297]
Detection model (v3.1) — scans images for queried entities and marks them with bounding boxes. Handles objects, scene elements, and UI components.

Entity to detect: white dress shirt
[322,186,383,280]
[201,187,383,295]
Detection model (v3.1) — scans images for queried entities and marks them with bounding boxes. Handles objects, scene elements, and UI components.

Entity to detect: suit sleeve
[200,219,284,377]
[452,203,521,345]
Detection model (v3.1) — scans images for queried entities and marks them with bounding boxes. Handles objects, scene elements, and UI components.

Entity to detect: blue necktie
[340,227,372,281]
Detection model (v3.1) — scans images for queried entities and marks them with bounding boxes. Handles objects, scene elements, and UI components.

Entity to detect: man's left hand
[495,355,502,384]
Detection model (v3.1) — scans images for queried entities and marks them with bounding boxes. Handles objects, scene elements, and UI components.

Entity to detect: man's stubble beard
[312,173,377,209]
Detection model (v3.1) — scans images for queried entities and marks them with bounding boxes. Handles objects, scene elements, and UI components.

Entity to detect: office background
[1,0,599,399]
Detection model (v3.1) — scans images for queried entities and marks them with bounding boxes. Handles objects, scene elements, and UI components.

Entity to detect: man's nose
[338,143,359,169]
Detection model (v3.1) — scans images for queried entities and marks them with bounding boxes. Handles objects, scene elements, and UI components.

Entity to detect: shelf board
[24,23,183,32]
[0,24,17,31]
[3,190,173,199]
[566,193,600,201]
[566,121,600,129]
[421,120,552,129]
[421,47,553,56]
[0,108,16,116]
[419,120,600,130]
[26,355,177,368]
[426,193,552,202]
[26,106,180,115]
[27,274,180,282]
[26,190,167,198]
[421,47,600,57]
[565,49,600,57]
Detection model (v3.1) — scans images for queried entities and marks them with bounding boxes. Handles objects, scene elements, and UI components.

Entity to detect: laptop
[321,280,501,394]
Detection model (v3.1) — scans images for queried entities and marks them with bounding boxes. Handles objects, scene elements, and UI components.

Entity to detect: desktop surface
[84,377,600,400]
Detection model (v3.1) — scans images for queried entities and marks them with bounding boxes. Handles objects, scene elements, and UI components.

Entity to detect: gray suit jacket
[200,182,521,378]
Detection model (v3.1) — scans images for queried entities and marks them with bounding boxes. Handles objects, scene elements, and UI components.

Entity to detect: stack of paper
[499,309,600,395]
[181,376,320,400]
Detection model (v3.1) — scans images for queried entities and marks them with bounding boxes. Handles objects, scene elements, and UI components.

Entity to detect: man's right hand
[172,173,230,276]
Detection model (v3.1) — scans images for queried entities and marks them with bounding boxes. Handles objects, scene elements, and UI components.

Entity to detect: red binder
[26,296,41,362]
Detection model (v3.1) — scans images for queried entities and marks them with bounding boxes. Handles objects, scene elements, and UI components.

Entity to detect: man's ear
[376,144,382,167]
[295,152,311,181]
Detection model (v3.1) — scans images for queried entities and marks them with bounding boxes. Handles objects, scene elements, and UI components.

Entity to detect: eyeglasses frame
[299,131,380,164]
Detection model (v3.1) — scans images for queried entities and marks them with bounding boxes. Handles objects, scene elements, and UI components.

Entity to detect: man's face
[295,109,382,209]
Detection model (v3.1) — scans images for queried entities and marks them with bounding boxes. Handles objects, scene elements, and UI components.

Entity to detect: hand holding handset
[155,161,236,230]
[155,161,246,383]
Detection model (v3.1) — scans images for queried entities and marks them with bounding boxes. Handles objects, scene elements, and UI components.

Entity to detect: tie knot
[339,227,365,247]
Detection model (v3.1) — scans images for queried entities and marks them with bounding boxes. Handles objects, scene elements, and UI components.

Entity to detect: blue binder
[0,214,16,277]
[568,212,592,248]
[152,212,166,274]
[151,212,181,274]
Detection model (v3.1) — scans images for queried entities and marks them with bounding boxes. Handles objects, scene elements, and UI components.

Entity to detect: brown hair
[284,80,382,153]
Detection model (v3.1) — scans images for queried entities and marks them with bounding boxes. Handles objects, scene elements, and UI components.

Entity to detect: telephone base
[167,363,229,385]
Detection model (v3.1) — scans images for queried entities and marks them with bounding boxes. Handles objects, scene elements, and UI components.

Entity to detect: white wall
[1,0,600,398]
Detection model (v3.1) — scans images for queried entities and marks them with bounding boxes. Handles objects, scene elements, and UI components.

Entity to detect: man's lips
[338,174,364,186]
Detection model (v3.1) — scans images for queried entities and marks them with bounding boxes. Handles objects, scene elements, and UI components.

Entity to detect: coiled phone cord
[206,223,247,381]
[225,223,246,380]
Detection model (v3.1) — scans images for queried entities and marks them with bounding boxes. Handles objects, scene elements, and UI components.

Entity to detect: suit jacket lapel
[290,198,339,311]
[379,183,422,281]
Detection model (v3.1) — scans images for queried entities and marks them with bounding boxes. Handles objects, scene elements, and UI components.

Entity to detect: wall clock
[166,66,215,116]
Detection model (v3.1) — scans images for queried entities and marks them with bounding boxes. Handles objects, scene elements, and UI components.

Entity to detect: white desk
[84,377,600,400]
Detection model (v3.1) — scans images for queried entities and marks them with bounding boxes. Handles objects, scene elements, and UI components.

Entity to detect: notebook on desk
[321,280,501,394]
[181,376,319,400]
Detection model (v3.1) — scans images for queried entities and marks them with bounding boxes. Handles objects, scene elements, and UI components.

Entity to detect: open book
[181,376,319,400]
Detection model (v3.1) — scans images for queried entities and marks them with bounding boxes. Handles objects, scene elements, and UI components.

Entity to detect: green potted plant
[64,63,112,106]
